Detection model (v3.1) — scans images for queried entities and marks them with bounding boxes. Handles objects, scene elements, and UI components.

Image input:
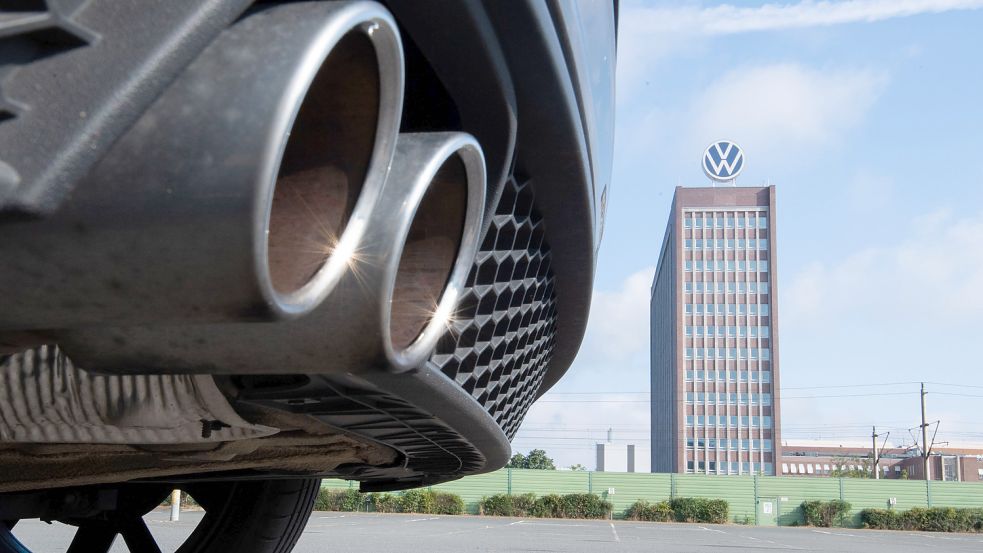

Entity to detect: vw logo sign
[703,141,745,182]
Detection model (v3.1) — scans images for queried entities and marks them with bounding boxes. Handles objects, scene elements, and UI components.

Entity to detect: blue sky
[513,0,983,469]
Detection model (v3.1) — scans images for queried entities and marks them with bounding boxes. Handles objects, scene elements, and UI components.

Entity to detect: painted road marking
[610,522,621,542]
[699,526,727,534]
[406,517,440,522]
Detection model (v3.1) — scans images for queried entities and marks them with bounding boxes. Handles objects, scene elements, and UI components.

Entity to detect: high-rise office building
[650,186,781,475]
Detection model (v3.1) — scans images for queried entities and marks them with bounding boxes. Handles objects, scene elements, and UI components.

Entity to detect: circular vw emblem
[703,140,745,181]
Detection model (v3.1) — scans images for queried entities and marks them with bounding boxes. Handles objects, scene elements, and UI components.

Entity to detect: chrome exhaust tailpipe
[0,2,403,330]
[58,133,486,375]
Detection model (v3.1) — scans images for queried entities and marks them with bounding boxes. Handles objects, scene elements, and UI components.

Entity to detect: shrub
[860,508,901,530]
[314,488,364,512]
[560,493,612,519]
[669,498,729,524]
[433,492,465,515]
[531,494,565,518]
[625,500,673,522]
[862,507,983,533]
[398,489,437,514]
[372,493,400,513]
[480,493,536,517]
[801,500,851,527]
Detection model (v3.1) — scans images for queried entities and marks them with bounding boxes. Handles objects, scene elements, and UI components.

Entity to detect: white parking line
[700,526,727,534]
[610,522,621,542]
[406,517,440,522]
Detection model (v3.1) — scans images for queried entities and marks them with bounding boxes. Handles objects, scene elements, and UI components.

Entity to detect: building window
[687,461,694,471]
[684,239,692,249]
[761,371,771,383]
[759,261,769,272]
[738,305,747,315]
[684,218,692,228]
[686,416,694,426]
[763,416,772,427]
[761,304,770,316]
[695,217,703,227]
[685,304,692,314]
[762,393,772,405]
[685,348,693,359]
[685,261,692,272]
[759,216,768,229]
[686,438,694,448]
[726,239,735,249]
[761,349,771,361]
[695,305,703,315]
[760,326,770,338]
[759,238,768,249]
[684,282,692,293]
[726,260,735,271]
[759,282,769,294]
[726,217,734,228]
[748,239,756,249]
[685,370,694,380]
[685,326,692,336]
[685,392,694,402]
[737,238,745,248]
[737,218,744,229]
[727,327,736,337]
[716,239,724,249]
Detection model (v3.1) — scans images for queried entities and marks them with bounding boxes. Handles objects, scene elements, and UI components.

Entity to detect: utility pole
[871,426,890,480]
[872,426,879,480]
[920,383,930,481]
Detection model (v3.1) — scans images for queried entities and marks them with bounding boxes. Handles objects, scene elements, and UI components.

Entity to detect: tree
[505,449,556,470]
[829,456,872,478]
[569,464,587,471]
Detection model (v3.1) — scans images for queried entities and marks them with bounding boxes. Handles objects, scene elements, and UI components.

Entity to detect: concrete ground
[10,510,983,552]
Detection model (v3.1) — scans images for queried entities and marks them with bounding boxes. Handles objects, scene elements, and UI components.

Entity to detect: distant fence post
[926,479,933,507]
[670,473,677,500]
[507,468,512,495]
[753,474,760,526]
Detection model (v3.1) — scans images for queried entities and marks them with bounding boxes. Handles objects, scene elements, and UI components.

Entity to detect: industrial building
[650,185,781,475]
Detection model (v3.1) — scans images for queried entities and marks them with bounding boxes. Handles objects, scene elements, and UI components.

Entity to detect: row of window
[685,304,771,316]
[685,348,771,360]
[683,216,768,229]
[781,463,895,475]
[685,260,769,272]
[686,461,775,475]
[685,326,770,338]
[685,282,769,294]
[687,438,773,451]
[685,392,772,406]
[685,415,773,427]
[685,370,772,383]
[685,238,768,250]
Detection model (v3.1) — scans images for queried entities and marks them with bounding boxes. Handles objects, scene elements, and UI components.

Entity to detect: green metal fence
[321,469,983,527]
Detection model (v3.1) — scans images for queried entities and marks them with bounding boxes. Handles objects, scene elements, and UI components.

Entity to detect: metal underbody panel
[0,0,615,493]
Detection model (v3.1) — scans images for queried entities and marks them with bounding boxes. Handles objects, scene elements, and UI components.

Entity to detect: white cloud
[579,266,656,363]
[632,0,983,36]
[616,0,982,102]
[687,63,887,160]
[783,208,983,327]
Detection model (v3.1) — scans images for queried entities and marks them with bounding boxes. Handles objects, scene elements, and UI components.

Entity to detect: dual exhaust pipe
[0,2,485,374]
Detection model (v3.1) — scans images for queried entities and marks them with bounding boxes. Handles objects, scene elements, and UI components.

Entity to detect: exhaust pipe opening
[267,30,381,297]
[389,155,468,350]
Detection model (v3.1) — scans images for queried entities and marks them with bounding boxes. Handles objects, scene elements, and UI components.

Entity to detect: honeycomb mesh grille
[427,179,557,439]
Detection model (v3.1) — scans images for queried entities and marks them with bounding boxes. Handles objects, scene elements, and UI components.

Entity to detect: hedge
[801,500,851,527]
[861,507,983,533]
[623,498,729,524]
[480,493,612,519]
[668,498,729,524]
[314,488,464,515]
[624,500,674,522]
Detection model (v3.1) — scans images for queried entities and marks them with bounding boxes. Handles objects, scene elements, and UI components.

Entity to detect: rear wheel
[0,479,320,553]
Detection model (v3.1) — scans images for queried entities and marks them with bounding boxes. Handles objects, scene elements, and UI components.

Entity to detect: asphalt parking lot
[11,510,983,552]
